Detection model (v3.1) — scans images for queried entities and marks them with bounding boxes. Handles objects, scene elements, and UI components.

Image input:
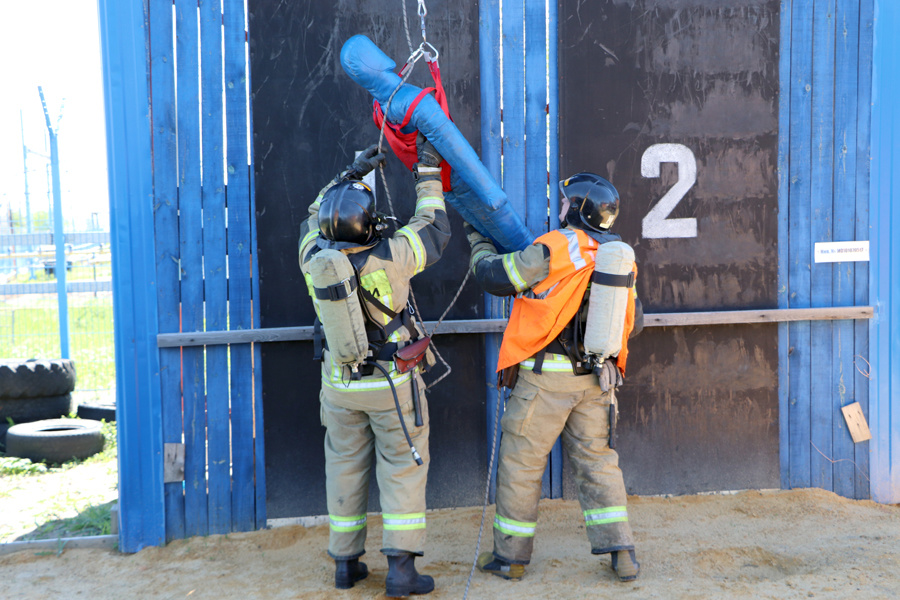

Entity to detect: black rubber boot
[334,557,368,589]
[610,549,640,582]
[385,553,435,597]
[476,551,525,580]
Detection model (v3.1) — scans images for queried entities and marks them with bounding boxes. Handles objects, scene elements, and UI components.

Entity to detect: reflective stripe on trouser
[321,379,430,558]
[493,368,633,563]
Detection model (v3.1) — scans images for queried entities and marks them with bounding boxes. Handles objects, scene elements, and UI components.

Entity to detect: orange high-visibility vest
[497,228,637,374]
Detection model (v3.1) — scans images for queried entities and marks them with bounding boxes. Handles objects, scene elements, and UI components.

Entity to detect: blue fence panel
[869,0,900,504]
[98,0,165,552]
[200,0,231,536]
[787,0,814,489]
[832,0,862,500]
[479,0,504,503]
[148,0,186,543]
[224,0,259,533]
[809,0,836,492]
[780,0,876,497]
[174,0,208,538]
[853,0,874,501]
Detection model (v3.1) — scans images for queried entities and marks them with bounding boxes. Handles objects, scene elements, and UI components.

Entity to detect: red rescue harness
[373,59,452,191]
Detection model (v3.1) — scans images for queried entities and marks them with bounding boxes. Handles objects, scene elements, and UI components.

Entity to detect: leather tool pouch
[394,336,432,374]
[497,363,520,390]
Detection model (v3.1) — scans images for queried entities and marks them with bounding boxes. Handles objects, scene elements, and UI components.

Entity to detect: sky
[0,0,109,233]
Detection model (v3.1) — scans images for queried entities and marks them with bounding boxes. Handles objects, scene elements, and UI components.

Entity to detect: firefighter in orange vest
[465,173,644,583]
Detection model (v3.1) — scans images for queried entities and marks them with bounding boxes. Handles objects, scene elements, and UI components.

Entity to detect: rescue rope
[374,0,470,390]
[462,381,505,599]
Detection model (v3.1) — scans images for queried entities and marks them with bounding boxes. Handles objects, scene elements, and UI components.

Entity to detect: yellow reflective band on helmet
[493,514,536,537]
[502,253,528,292]
[398,227,426,273]
[520,353,572,372]
[416,196,445,211]
[382,513,426,531]
[330,514,367,532]
[584,506,628,526]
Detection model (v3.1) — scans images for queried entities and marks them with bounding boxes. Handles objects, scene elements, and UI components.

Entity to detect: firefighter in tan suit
[465,173,644,583]
[299,136,449,596]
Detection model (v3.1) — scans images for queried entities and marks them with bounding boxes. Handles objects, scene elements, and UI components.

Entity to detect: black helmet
[318,181,379,247]
[559,173,620,232]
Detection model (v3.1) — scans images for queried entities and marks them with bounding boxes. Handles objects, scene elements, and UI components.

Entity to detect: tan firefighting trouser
[493,363,634,564]
[320,368,430,559]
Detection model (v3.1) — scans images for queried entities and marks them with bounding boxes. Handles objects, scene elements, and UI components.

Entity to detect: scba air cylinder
[583,241,635,360]
[308,249,369,367]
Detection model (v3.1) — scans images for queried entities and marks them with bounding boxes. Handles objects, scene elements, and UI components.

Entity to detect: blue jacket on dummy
[340,34,533,254]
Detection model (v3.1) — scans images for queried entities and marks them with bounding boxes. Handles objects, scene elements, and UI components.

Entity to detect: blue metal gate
[99,0,265,552]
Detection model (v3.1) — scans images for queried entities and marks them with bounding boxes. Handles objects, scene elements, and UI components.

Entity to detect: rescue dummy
[298,135,450,596]
[463,172,645,583]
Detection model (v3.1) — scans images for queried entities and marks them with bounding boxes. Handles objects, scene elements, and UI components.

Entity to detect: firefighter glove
[463,221,488,248]
[342,144,386,181]
[416,132,443,168]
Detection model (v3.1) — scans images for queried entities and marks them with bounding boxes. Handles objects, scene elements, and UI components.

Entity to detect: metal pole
[20,111,32,235]
[38,86,70,359]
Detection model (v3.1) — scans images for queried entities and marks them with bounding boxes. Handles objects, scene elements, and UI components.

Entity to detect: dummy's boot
[384,552,434,597]
[334,557,368,589]
[476,551,525,581]
[610,549,640,582]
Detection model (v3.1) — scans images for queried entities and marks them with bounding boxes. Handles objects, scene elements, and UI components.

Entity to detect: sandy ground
[2,488,899,599]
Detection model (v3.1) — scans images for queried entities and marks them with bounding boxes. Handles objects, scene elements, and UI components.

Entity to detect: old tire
[0,359,77,399]
[0,393,72,425]
[6,419,104,464]
[76,402,116,422]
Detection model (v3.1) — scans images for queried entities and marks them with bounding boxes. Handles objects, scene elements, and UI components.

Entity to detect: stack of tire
[0,359,104,463]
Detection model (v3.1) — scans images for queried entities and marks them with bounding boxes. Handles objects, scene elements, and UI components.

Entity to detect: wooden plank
[175,0,208,538]
[547,0,560,232]
[809,0,836,492]
[223,0,256,533]
[200,0,231,536]
[777,0,793,492]
[525,0,558,496]
[98,0,166,553]
[524,0,548,239]
[157,307,875,348]
[641,307,873,327]
[853,0,874,500]
[831,0,861,499]
[149,0,185,543]
[841,402,872,443]
[502,0,526,217]
[788,0,814,489]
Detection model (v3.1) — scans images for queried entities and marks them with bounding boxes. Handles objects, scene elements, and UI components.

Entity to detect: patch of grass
[0,456,49,475]
[18,500,115,541]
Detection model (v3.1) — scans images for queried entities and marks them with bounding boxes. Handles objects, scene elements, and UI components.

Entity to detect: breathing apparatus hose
[367,360,424,466]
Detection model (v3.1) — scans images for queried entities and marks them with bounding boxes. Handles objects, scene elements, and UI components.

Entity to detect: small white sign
[814,241,870,263]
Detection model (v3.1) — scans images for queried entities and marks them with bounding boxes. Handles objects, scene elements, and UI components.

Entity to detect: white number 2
[640,144,697,239]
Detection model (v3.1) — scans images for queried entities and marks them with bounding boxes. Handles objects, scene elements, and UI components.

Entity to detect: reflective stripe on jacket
[497,228,638,373]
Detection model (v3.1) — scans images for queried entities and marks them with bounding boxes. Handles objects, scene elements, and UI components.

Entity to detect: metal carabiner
[418,0,428,43]
[422,41,439,63]
[399,46,425,78]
